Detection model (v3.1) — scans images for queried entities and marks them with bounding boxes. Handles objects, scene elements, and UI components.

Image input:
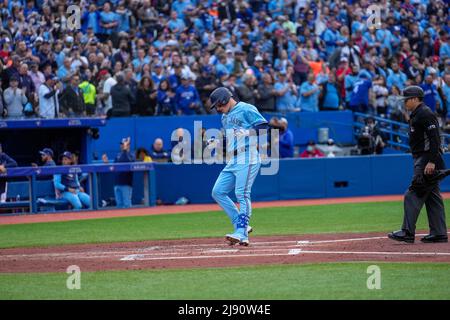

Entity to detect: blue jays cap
[62,151,72,159]
[39,148,54,157]
[209,87,233,110]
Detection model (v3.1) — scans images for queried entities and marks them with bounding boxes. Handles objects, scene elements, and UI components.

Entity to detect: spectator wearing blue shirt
[344,65,360,106]
[116,2,131,33]
[81,3,100,34]
[168,64,183,92]
[171,0,192,20]
[319,73,341,111]
[349,74,372,113]
[99,2,118,40]
[152,63,166,87]
[168,11,186,35]
[215,55,230,78]
[322,21,343,57]
[150,138,171,163]
[390,26,402,54]
[443,74,450,118]
[276,117,294,158]
[420,75,439,112]
[300,73,320,112]
[132,49,150,74]
[440,35,450,60]
[250,55,264,83]
[274,70,298,112]
[157,79,177,115]
[268,0,283,19]
[387,62,407,90]
[175,74,202,115]
[57,57,73,84]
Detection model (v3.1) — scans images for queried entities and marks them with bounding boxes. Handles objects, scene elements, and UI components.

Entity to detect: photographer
[357,117,386,155]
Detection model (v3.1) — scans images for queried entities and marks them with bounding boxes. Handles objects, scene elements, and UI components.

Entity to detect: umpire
[388,86,448,244]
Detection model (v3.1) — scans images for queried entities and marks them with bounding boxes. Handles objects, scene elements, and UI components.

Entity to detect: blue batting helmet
[209,87,233,110]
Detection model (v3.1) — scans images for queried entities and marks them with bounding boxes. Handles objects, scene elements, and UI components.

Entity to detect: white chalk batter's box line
[120,249,450,261]
[1,234,448,261]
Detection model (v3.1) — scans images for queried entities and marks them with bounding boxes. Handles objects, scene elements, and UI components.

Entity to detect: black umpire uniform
[389,86,448,243]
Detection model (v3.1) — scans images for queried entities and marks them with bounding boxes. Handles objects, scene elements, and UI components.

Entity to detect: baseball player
[388,86,449,244]
[209,87,269,246]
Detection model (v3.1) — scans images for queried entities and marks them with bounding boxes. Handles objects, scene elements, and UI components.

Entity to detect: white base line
[120,252,298,261]
[2,232,449,261]
[298,250,450,256]
[122,249,450,261]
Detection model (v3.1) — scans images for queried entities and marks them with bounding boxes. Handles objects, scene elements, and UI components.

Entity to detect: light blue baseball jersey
[221,101,267,166]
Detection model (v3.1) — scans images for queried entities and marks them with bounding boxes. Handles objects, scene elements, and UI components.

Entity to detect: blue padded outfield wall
[151,154,450,204]
[91,113,450,204]
[92,111,354,160]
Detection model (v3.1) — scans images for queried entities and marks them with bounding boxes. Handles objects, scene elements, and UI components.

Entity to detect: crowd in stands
[0,0,448,123]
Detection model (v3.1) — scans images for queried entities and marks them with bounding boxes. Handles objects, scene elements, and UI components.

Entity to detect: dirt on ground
[1,231,449,273]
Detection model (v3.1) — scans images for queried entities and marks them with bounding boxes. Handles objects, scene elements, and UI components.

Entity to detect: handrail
[353,112,450,152]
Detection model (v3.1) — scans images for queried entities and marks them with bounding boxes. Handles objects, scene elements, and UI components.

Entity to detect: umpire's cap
[209,87,233,109]
[400,85,424,100]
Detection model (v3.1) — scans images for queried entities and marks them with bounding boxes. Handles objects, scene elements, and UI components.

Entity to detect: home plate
[120,254,145,261]
[288,249,302,255]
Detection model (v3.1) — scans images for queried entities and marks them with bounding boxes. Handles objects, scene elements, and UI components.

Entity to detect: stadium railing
[353,112,450,152]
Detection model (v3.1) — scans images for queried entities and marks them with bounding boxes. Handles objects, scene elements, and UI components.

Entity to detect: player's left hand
[424,162,435,175]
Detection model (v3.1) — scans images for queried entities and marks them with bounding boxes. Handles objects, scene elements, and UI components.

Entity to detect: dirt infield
[1,231,449,273]
[2,193,450,226]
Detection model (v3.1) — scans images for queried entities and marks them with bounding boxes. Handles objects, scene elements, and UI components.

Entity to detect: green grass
[1,262,449,300]
[0,200,447,248]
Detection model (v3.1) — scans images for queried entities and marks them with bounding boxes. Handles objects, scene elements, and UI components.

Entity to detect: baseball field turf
[1,200,449,300]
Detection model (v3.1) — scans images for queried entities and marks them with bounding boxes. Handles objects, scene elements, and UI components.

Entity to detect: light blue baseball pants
[211,162,261,231]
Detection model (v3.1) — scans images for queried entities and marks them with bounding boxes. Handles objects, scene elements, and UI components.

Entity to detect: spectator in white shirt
[38,74,61,119]
[28,61,45,94]
[97,69,117,116]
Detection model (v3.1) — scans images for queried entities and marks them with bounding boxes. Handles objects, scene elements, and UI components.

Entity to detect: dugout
[0,117,106,165]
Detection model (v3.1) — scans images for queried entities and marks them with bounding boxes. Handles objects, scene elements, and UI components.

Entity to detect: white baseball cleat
[247,226,253,234]
[239,238,249,246]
